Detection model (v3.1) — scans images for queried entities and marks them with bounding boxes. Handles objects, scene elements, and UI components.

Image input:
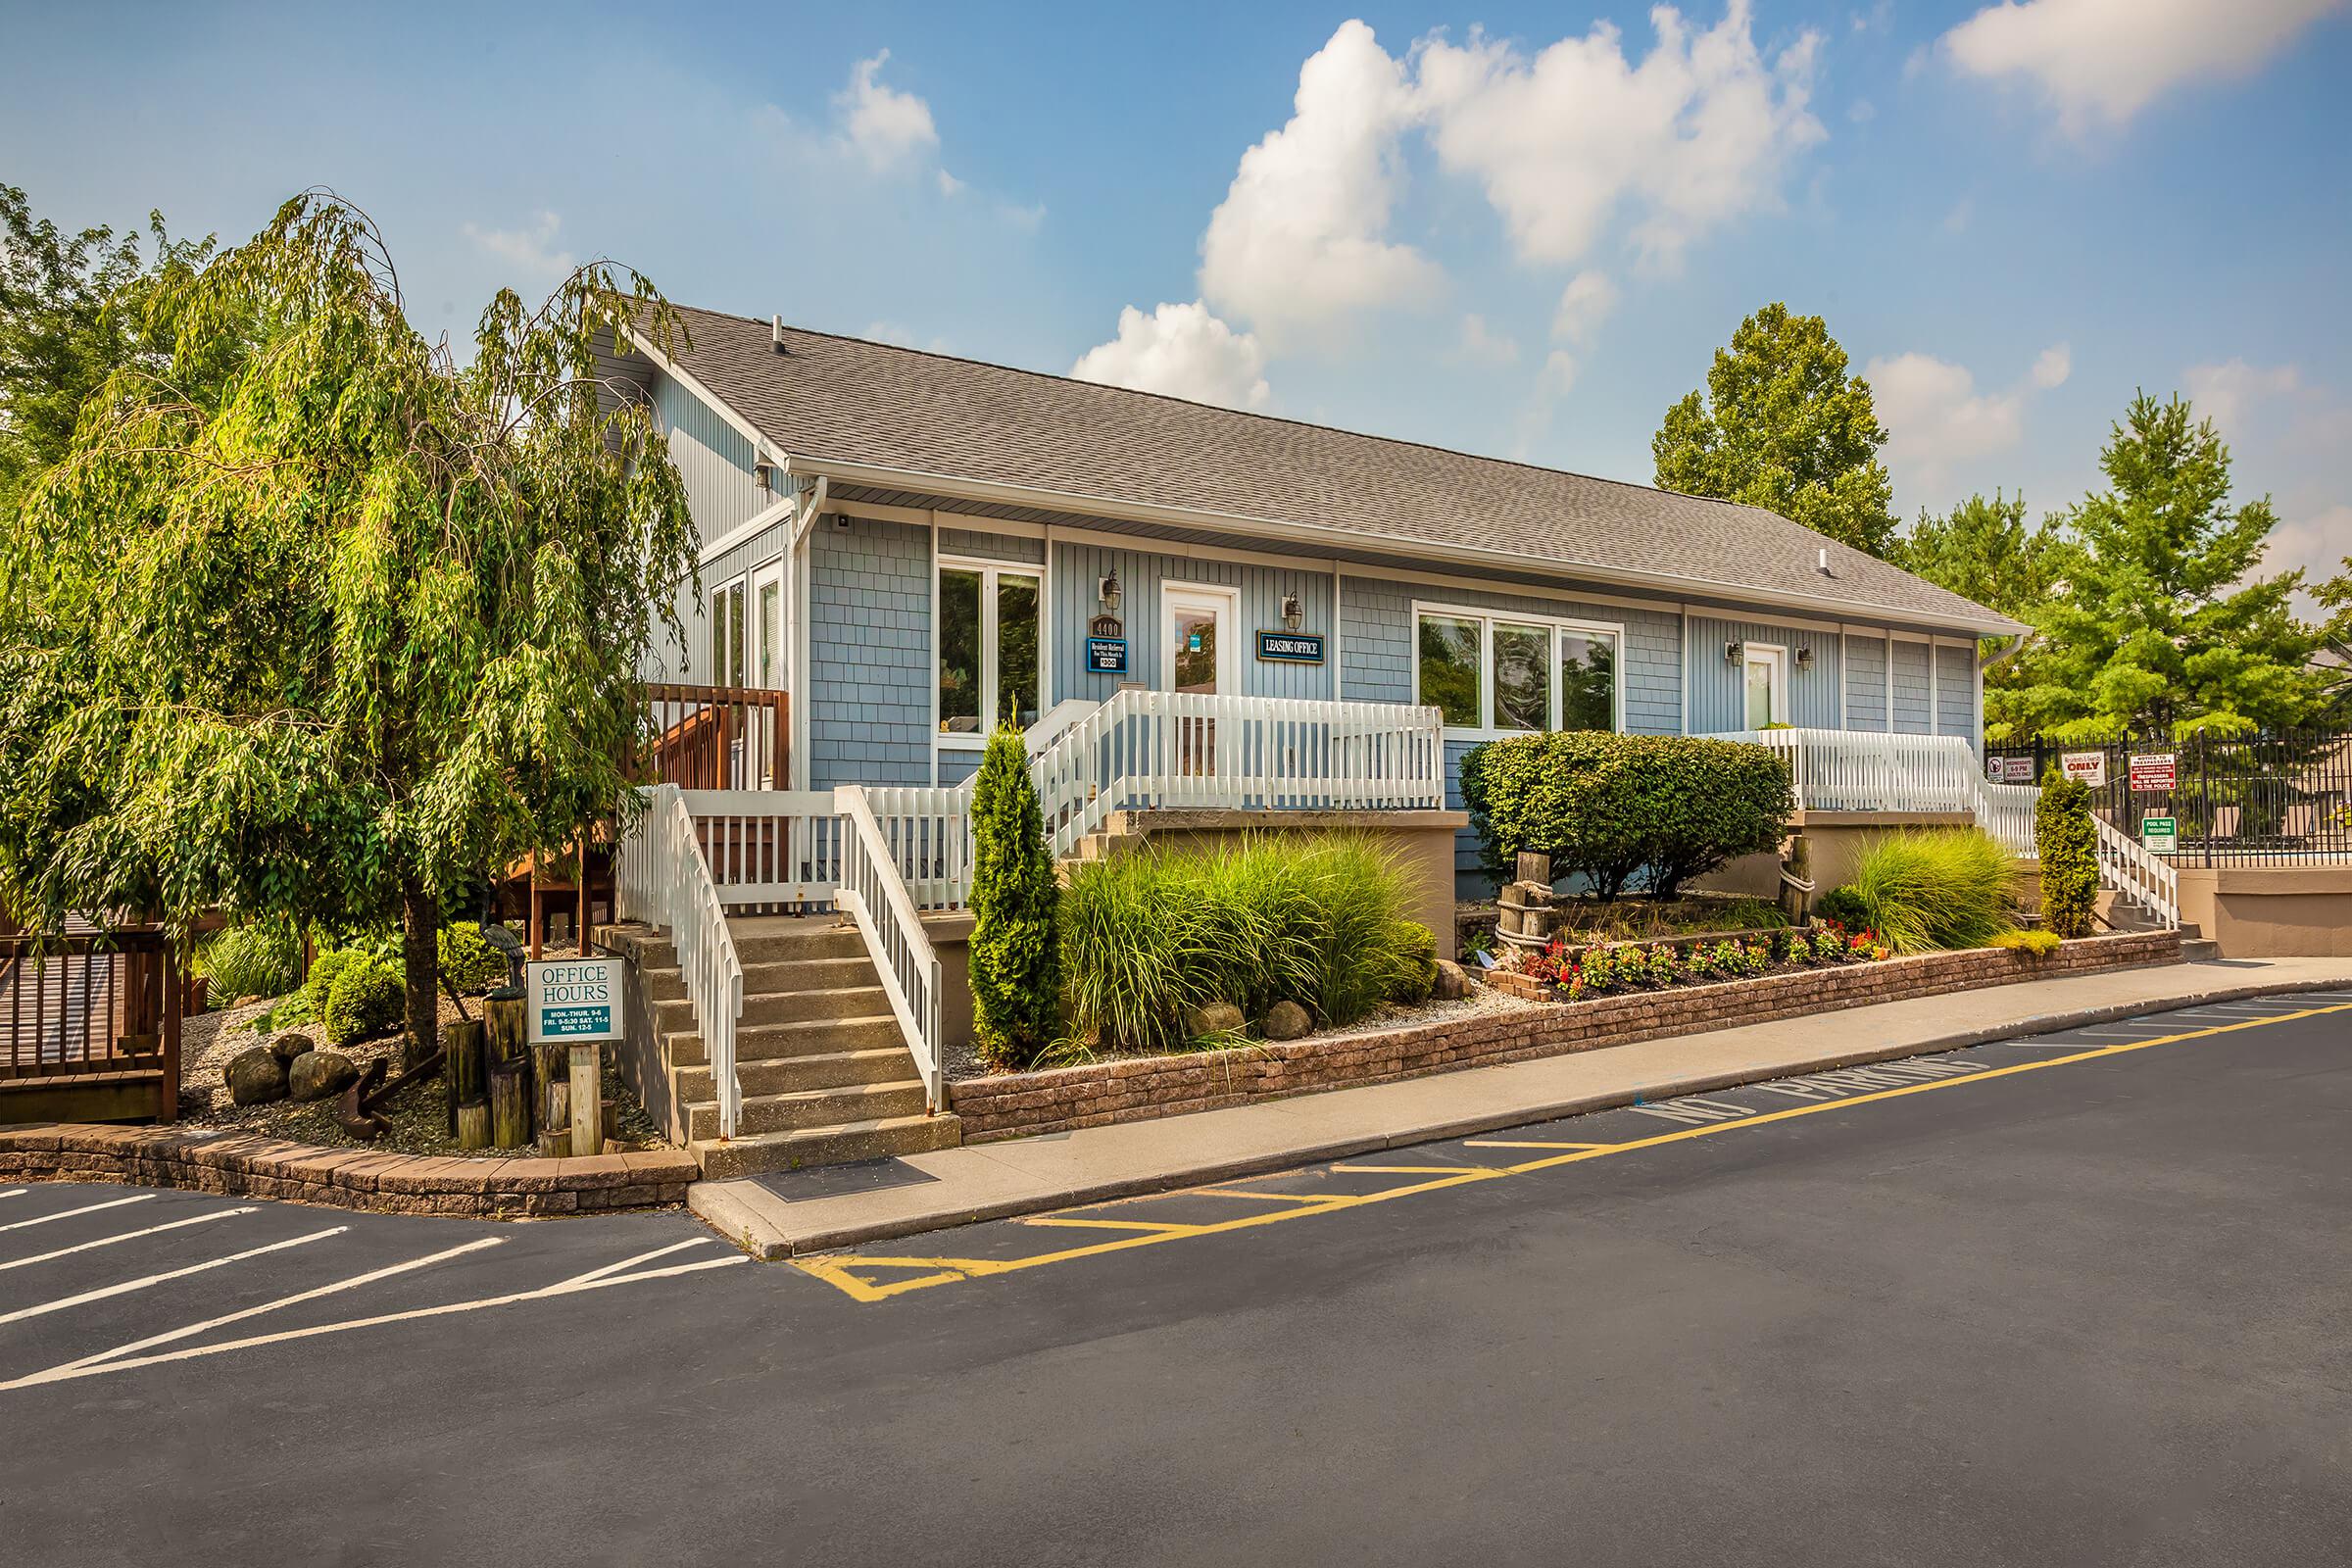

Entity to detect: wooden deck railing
[1,925,182,1121]
[643,683,789,792]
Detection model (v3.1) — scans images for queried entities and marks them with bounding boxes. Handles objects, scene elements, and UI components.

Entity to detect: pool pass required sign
[526,957,622,1045]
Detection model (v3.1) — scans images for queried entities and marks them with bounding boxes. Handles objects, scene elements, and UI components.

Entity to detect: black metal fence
[1984,729,2352,865]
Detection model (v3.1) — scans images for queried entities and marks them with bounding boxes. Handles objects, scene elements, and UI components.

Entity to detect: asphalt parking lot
[4,991,2348,1566]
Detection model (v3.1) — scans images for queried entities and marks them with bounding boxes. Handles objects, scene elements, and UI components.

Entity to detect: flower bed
[1497,920,1888,1003]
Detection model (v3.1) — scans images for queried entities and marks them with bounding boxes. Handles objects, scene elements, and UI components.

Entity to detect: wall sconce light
[1724,640,1745,664]
[1795,646,1814,669]
[1280,592,1303,630]
[1098,570,1122,614]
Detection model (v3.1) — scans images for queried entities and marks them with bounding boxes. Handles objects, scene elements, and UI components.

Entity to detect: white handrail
[833,786,947,1112]
[614,783,747,1140]
[2092,811,2180,928]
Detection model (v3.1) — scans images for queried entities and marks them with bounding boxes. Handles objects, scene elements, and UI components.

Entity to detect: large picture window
[938,560,1043,741]
[1413,604,1622,736]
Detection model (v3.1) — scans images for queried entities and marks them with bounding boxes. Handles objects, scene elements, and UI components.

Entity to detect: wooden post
[456,1101,490,1151]
[485,994,526,1067]
[445,1019,486,1133]
[532,1041,567,1139]
[488,1058,530,1149]
[528,852,544,960]
[158,937,183,1126]
[577,835,591,958]
[536,1127,571,1159]
[569,1043,604,1156]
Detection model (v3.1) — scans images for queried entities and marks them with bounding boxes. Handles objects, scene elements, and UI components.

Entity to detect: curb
[691,969,2348,1260]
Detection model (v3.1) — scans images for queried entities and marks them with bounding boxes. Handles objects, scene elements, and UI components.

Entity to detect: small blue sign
[1255,629,1326,664]
[1086,636,1129,674]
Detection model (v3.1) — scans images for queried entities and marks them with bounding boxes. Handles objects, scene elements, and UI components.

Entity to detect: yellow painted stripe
[1462,1139,1617,1151]
[1017,1216,1205,1235]
[1329,1163,1503,1176]
[792,1001,2351,1303]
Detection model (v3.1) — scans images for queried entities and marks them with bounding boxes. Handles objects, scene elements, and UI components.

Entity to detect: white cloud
[936,169,965,197]
[1198,20,1439,347]
[1550,270,1619,343]
[1452,314,1521,368]
[462,211,575,279]
[1539,349,1580,396]
[2175,361,2352,611]
[1941,0,2347,132]
[1070,301,1271,411]
[1868,342,2072,500]
[1411,2,1826,270]
[838,50,940,171]
[2182,358,2307,435]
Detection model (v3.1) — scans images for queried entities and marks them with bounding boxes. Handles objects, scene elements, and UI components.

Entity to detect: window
[938,561,1042,740]
[709,577,747,686]
[1413,604,1622,735]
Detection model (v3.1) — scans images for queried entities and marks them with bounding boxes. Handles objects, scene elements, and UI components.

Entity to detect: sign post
[526,956,619,1156]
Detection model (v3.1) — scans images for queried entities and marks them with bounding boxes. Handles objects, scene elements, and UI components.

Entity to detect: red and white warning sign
[2129,753,2177,793]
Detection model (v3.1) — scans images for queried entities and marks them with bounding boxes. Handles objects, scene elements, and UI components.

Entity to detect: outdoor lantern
[1724,640,1745,663]
[1099,570,1122,613]
[1795,646,1814,669]
[1281,591,1303,630]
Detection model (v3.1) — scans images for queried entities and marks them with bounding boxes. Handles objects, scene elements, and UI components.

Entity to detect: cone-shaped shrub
[969,725,1063,1070]
[2035,775,2099,939]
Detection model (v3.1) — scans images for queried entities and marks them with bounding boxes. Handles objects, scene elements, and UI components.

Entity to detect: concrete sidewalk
[689,956,2352,1259]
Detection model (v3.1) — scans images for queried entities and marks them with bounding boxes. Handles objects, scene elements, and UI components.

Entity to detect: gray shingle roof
[647,303,2021,633]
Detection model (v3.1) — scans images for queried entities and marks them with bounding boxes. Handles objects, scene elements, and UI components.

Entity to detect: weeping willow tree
[0,190,696,1063]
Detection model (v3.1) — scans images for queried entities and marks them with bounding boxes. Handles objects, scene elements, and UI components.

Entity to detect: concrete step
[690,1111,961,1179]
[741,956,877,992]
[614,922,868,970]
[674,1046,914,1102]
[2180,938,2222,961]
[662,1014,907,1067]
[687,1079,930,1141]
[652,984,888,1035]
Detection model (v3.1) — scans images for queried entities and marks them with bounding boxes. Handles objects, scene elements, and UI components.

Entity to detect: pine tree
[968,724,1062,1069]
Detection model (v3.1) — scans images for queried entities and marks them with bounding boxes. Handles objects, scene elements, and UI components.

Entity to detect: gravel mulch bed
[176,993,664,1157]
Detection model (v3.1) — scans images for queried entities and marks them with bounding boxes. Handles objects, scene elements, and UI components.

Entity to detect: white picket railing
[2092,810,2181,929]
[834,787,948,1112]
[614,783,747,1140]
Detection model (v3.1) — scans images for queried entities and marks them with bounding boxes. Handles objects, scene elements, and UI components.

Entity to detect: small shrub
[969,726,1064,1070]
[1989,927,2063,956]
[437,923,509,993]
[1461,732,1793,900]
[1392,923,1439,1006]
[2035,776,2099,940]
[1849,828,2019,954]
[321,953,403,1048]
[1814,885,1871,930]
[198,920,302,1001]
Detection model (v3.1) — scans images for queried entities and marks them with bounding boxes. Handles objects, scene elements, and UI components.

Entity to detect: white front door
[1161,584,1238,790]
[1743,645,1788,729]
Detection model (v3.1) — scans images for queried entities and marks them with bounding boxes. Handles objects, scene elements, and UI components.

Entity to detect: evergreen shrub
[969,726,1063,1070]
[2035,776,2100,939]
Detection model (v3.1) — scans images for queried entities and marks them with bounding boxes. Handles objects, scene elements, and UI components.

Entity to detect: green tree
[967,724,1062,1069]
[0,191,696,1063]
[2034,776,2098,939]
[1893,490,2071,622]
[1996,393,2327,744]
[0,185,215,514]
[1653,303,1898,557]
[2310,555,2352,720]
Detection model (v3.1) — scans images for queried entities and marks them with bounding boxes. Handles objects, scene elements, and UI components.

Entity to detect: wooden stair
[621,916,958,1178]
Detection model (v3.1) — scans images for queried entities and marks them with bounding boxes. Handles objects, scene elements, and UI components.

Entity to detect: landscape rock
[224,1045,289,1105]
[1184,1001,1246,1041]
[1262,1001,1312,1041]
[1432,960,1469,1002]
[268,1030,317,1064]
[288,1049,361,1102]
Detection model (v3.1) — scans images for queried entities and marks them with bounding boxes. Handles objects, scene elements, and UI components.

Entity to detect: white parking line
[0,1190,25,1201]
[0,1194,154,1234]
[0,1226,344,1327]
[33,1237,507,1382]
[0,1206,256,1274]
[547,1238,714,1291]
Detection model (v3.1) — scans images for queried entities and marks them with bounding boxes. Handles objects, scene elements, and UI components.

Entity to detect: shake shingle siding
[808,515,931,786]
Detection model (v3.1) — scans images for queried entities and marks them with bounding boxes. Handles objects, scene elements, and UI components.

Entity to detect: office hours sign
[526,957,621,1045]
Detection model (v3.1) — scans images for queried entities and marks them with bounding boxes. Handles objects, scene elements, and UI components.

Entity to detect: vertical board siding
[1685,615,1843,733]
[1890,640,1934,734]
[655,373,769,547]
[1049,540,1336,706]
[1936,644,1977,747]
[808,515,932,787]
[1843,633,1888,732]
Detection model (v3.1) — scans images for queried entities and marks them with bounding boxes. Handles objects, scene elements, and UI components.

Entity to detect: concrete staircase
[625,916,958,1179]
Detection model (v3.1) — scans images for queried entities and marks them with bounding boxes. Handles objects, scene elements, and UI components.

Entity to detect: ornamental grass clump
[1059,833,1428,1055]
[1848,828,2019,954]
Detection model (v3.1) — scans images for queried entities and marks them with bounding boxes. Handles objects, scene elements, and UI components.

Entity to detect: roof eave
[780,453,2027,638]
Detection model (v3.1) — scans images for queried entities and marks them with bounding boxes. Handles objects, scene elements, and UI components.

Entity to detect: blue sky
[7,0,2348,594]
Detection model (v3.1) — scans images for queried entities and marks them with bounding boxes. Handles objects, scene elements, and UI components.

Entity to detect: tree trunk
[398,878,439,1071]
[456,1101,490,1151]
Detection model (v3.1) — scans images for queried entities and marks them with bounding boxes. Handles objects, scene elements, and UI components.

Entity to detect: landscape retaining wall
[949,931,2180,1142]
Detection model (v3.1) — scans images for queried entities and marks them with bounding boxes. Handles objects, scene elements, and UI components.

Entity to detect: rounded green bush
[1814,885,1872,930]
[321,954,404,1048]
[437,923,509,993]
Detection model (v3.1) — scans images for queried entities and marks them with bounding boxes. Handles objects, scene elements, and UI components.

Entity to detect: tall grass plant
[1850,828,2019,953]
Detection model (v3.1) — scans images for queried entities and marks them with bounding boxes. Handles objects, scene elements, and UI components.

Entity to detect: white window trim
[935,554,1046,750]
[1741,641,1789,728]
[1410,599,1627,740]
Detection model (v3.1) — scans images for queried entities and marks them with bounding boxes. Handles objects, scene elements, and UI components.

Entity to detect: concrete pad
[688,956,2352,1260]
